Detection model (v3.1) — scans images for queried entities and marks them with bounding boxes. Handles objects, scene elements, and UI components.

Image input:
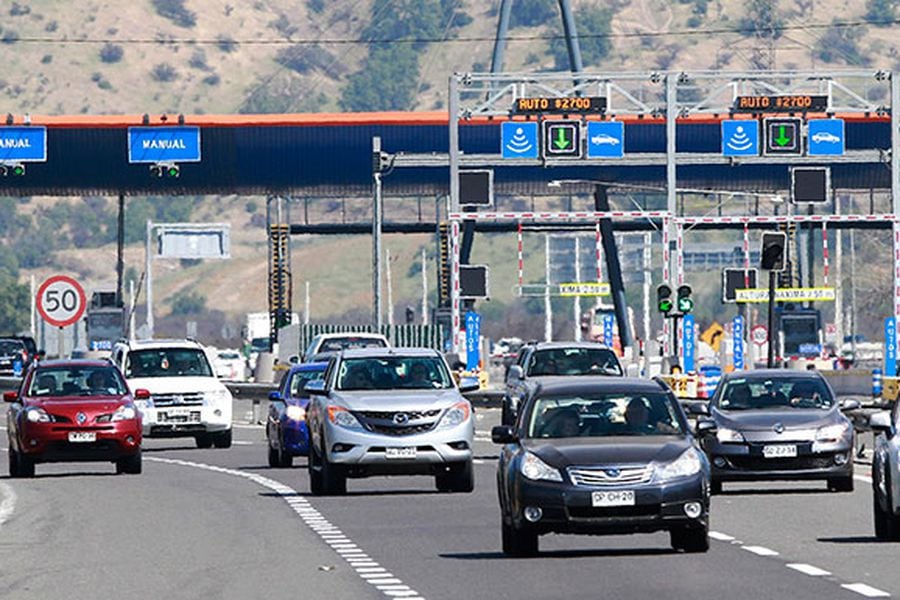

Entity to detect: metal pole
[29,274,35,337]
[57,327,64,360]
[665,74,678,357]
[421,247,428,326]
[850,228,857,359]
[304,281,310,325]
[128,279,136,340]
[373,136,383,327]
[449,76,460,215]
[545,233,553,342]
[557,0,584,76]
[643,232,652,373]
[145,219,153,338]
[489,0,513,77]
[834,194,843,352]
[117,193,125,307]
[767,270,776,368]
[892,73,900,331]
[573,237,581,341]
[386,248,394,326]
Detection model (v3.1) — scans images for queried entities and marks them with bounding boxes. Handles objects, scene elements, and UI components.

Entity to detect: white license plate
[591,490,635,507]
[762,444,797,458]
[385,447,417,459]
[68,431,97,443]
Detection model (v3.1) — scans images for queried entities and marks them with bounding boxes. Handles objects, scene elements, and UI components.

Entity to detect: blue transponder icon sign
[721,120,759,156]
[501,121,539,159]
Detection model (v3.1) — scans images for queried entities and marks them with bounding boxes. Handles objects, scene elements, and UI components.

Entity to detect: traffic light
[0,163,25,176]
[150,163,180,178]
[760,232,787,271]
[677,284,694,314]
[657,284,673,314]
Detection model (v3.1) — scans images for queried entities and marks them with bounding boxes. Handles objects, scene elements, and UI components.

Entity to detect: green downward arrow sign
[775,125,791,147]
[553,127,571,149]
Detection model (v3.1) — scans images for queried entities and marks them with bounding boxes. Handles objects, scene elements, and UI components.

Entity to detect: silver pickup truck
[305,347,479,495]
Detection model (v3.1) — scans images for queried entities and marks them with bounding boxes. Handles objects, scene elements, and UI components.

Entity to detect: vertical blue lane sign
[683,314,696,373]
[465,311,481,371]
[885,317,897,377]
[733,315,745,370]
[602,313,615,347]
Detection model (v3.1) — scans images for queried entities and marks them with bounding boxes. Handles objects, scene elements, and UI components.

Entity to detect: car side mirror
[507,365,524,382]
[268,390,282,402]
[491,425,517,444]
[3,390,18,403]
[458,377,480,393]
[133,388,151,400]
[695,419,717,435]
[685,402,710,417]
[839,399,861,412]
[304,380,327,396]
[870,411,894,436]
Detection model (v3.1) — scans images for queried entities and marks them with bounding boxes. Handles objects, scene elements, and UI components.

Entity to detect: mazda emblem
[773,422,785,434]
[76,412,87,425]
[392,413,410,425]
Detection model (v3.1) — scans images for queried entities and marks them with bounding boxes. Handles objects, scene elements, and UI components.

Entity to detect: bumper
[509,473,708,535]
[140,405,231,438]
[323,420,474,476]
[280,419,311,456]
[18,422,142,463]
[708,439,854,482]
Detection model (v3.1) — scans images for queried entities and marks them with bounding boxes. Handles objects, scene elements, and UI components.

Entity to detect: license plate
[591,490,635,507]
[68,431,96,443]
[385,447,417,459]
[762,444,797,458]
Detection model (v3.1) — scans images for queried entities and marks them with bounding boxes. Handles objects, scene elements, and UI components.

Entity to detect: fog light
[713,456,727,468]
[126,436,135,445]
[523,506,543,523]
[683,502,703,519]
[214,409,222,417]
[834,453,848,466]
[332,443,354,453]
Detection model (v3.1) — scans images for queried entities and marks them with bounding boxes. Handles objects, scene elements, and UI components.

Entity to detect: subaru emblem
[392,413,410,425]
[604,468,621,478]
[773,422,785,434]
[76,412,87,425]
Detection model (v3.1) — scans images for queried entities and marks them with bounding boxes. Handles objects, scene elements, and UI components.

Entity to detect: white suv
[111,339,233,448]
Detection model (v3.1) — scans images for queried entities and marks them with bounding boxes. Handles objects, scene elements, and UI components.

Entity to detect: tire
[828,476,854,493]
[213,429,232,449]
[710,479,722,495]
[8,446,19,478]
[320,452,346,496]
[278,450,294,468]
[268,445,280,468]
[16,451,34,478]
[501,518,538,557]
[117,450,142,475]
[448,461,475,493]
[195,434,214,449]
[874,488,890,540]
[309,444,325,496]
[670,526,709,553]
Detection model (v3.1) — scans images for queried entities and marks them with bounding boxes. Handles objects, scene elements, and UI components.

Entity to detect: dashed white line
[742,545,779,557]
[146,457,426,598]
[787,563,831,577]
[842,583,891,598]
[709,531,735,541]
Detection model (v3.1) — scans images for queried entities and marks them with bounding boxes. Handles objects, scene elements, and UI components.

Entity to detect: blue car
[266,362,327,468]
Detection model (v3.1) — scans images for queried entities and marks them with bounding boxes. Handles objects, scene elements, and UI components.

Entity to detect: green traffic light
[678,297,694,313]
[658,299,673,313]
[167,166,179,177]
[11,164,25,176]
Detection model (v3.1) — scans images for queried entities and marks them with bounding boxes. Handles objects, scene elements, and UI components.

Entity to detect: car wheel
[710,480,722,495]
[874,486,890,540]
[8,446,19,478]
[308,444,325,496]
[278,449,294,468]
[16,451,34,478]
[268,445,280,468]
[670,526,709,553]
[446,460,474,493]
[196,434,214,449]
[827,476,854,493]
[213,429,233,449]
[501,518,538,557]
[118,450,142,475]
[321,452,346,496]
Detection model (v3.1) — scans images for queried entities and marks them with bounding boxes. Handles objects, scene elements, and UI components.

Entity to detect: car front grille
[365,423,436,436]
[568,466,653,487]
[355,409,441,420]
[151,392,205,406]
[354,409,441,436]
[727,455,834,471]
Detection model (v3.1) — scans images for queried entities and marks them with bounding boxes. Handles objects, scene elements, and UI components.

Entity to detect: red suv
[5,359,146,477]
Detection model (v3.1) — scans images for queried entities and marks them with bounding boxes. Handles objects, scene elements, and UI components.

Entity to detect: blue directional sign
[465,311,481,371]
[602,313,615,346]
[808,119,845,156]
[0,126,47,162]
[886,317,897,377]
[732,315,745,370]
[501,122,538,159]
[682,314,696,373]
[721,120,759,156]
[128,126,201,163]
[586,121,624,158]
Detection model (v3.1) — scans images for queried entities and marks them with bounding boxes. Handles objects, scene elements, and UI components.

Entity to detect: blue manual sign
[0,126,47,162]
[586,121,624,158]
[465,311,482,371]
[602,313,615,346]
[721,120,759,157]
[128,126,201,163]
[501,122,538,159]
[808,119,844,156]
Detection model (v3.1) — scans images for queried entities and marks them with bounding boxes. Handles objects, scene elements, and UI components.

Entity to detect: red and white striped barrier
[448,211,669,221]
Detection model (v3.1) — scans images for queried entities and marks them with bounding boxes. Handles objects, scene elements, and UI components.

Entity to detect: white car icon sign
[812,132,840,144]
[591,133,620,145]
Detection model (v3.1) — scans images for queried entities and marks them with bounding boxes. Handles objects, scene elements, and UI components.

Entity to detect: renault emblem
[773,422,785,434]
[76,412,87,425]
[392,413,410,425]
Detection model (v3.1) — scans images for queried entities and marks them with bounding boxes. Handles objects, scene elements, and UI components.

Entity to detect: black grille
[728,455,834,471]
[365,423,436,436]
[568,504,661,519]
[355,409,441,420]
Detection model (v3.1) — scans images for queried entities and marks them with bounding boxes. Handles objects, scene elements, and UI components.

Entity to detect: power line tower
[747,0,779,70]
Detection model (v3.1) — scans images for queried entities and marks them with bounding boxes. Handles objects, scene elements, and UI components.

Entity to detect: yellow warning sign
[700,322,725,353]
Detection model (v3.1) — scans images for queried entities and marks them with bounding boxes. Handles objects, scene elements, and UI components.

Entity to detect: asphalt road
[0,408,896,600]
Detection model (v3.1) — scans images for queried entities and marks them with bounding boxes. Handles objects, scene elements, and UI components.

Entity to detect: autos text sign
[128,126,201,163]
[886,317,897,377]
[465,311,481,371]
[0,126,47,162]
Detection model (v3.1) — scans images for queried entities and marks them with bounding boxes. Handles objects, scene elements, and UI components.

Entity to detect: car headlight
[656,449,702,482]
[716,427,745,443]
[520,451,563,482]
[816,422,850,443]
[285,405,306,421]
[111,404,137,422]
[25,407,51,423]
[437,401,470,429]
[327,406,364,430]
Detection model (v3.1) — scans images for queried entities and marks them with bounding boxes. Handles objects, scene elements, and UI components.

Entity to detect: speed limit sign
[36,275,87,328]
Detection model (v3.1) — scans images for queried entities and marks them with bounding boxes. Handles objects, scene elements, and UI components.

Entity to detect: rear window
[527,348,622,377]
[0,340,25,355]
[319,336,388,353]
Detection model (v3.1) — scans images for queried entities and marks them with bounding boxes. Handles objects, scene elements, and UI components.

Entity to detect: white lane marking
[232,424,264,430]
[787,564,832,577]
[146,457,426,598]
[855,474,873,484]
[232,441,253,446]
[473,459,486,465]
[0,425,7,431]
[842,583,891,598]
[0,482,16,529]
[742,545,779,556]
[709,531,735,541]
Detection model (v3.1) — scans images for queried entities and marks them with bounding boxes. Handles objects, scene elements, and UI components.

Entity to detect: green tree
[509,0,557,28]
[550,6,613,69]
[864,0,896,25]
[169,290,207,315]
[0,247,28,333]
[814,21,869,65]
[738,0,784,39]
[340,45,420,111]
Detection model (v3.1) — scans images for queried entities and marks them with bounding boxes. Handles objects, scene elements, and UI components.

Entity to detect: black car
[694,369,857,494]
[492,377,710,557]
[0,337,36,376]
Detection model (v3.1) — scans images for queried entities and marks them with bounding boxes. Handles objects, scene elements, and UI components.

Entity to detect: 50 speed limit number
[36,275,87,328]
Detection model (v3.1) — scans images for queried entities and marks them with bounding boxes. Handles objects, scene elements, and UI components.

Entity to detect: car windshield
[527,348,622,376]
[716,377,834,411]
[289,368,326,396]
[525,392,684,438]
[125,348,214,378]
[29,366,127,397]
[0,340,24,355]
[337,356,452,391]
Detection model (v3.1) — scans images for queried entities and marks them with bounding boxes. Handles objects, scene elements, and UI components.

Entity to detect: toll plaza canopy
[0,111,891,197]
